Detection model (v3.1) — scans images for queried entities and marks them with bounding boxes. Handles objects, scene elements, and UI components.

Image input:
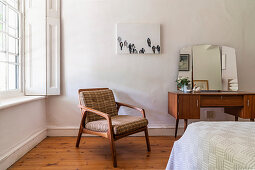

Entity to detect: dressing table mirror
[169,44,255,137]
[178,45,238,91]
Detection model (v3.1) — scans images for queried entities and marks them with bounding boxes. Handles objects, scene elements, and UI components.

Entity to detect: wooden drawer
[200,95,243,107]
[242,95,254,119]
[178,94,200,119]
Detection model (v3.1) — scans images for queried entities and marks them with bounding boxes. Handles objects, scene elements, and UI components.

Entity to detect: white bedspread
[166,122,255,170]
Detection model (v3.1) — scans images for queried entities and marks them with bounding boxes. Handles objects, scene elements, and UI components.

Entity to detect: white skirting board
[47,126,184,137]
[0,129,47,170]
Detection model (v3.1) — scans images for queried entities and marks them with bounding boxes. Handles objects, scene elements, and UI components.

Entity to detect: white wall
[47,0,255,129]
[0,99,47,169]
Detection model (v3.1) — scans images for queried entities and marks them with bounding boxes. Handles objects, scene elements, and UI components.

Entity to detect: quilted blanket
[166,122,255,170]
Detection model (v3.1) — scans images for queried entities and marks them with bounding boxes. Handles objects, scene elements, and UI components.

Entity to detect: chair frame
[76,88,151,167]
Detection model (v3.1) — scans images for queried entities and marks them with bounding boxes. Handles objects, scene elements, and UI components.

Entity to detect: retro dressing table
[169,45,255,137]
[168,91,255,137]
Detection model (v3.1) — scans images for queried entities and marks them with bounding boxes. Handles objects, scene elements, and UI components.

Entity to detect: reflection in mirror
[178,45,238,91]
[221,46,238,91]
[193,45,222,90]
[178,47,192,90]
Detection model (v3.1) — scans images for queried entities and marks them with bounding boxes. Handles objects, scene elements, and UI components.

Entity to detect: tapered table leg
[184,119,188,132]
[175,118,179,138]
[235,116,238,121]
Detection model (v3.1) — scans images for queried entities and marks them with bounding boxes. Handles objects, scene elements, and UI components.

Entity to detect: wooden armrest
[116,102,146,118]
[79,105,111,120]
[78,105,114,135]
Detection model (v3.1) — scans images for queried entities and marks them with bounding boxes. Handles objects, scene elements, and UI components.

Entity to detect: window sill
[0,96,45,110]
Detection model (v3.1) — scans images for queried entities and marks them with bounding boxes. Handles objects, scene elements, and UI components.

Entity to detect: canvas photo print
[116,24,160,54]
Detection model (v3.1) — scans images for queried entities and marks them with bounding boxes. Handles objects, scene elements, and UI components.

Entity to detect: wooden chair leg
[109,134,117,167]
[76,125,83,147]
[175,117,179,138]
[144,127,151,152]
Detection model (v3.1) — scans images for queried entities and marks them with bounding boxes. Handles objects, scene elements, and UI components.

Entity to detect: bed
[166,121,255,170]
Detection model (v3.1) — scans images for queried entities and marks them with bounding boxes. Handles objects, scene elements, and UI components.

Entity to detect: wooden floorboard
[9,136,178,170]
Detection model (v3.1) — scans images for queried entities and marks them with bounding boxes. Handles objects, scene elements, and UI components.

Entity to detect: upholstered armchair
[76,88,151,167]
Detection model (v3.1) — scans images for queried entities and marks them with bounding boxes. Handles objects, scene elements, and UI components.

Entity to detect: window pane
[9,55,14,62]
[0,2,5,22]
[8,63,18,90]
[9,27,18,37]
[8,36,18,54]
[9,54,18,64]
[0,22,5,32]
[0,0,20,94]
[8,8,18,29]
[0,51,6,61]
[0,32,5,51]
[0,62,7,91]
[6,0,18,9]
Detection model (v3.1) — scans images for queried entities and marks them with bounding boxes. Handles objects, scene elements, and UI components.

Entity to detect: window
[0,0,22,96]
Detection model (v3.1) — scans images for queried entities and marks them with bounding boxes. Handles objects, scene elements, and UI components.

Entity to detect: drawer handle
[197,99,199,107]
[248,99,250,107]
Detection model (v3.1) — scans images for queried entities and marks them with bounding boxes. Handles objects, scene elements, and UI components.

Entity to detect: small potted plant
[176,77,190,93]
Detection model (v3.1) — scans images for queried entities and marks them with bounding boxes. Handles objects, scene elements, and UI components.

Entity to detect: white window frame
[0,0,24,98]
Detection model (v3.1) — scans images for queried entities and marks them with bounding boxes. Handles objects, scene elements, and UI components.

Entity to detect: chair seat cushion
[85,115,148,135]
